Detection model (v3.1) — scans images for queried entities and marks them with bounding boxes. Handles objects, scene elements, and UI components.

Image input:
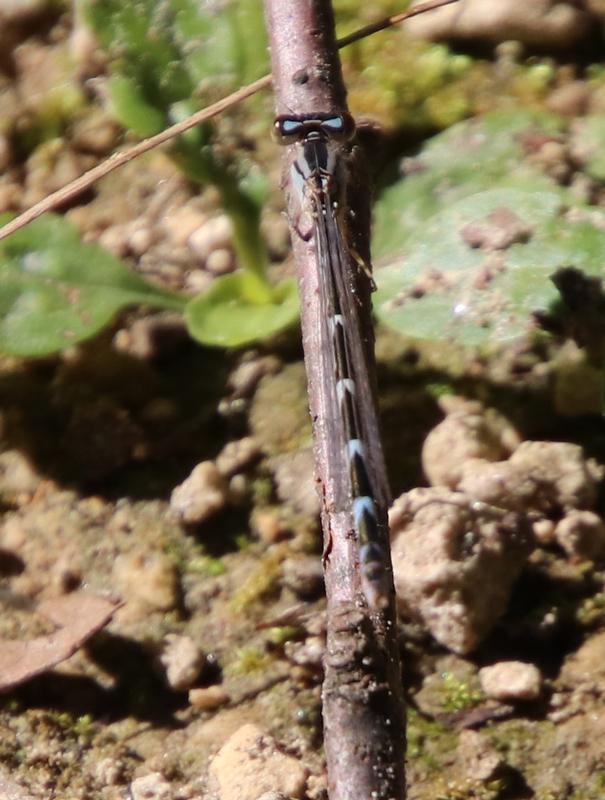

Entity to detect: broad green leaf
[375,186,605,347]
[185,274,299,348]
[371,111,605,348]
[373,110,563,258]
[0,215,185,356]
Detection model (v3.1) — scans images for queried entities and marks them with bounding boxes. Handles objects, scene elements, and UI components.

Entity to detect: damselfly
[273,113,392,610]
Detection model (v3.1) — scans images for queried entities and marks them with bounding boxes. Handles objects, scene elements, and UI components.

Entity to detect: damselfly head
[273,112,356,145]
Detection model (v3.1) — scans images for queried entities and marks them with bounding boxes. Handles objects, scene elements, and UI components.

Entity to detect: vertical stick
[263,2,406,798]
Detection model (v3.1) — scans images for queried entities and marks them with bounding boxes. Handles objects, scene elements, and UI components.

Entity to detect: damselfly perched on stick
[273,112,392,612]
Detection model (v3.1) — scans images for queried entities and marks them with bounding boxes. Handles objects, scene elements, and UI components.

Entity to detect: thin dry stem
[0,0,458,242]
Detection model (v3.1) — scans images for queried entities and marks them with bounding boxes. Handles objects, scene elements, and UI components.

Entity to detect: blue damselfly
[274,113,392,610]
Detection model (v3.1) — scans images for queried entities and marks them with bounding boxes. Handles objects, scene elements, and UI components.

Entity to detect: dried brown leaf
[0,592,119,692]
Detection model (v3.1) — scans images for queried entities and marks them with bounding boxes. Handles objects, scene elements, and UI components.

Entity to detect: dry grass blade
[0,0,459,243]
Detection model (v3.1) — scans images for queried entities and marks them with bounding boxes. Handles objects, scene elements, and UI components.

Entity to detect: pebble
[114,314,189,360]
[113,551,180,612]
[282,556,324,600]
[271,450,319,518]
[215,437,261,477]
[554,510,605,561]
[285,636,324,668]
[0,450,42,503]
[160,634,206,691]
[162,206,207,248]
[170,462,229,525]
[71,111,118,154]
[188,685,229,711]
[547,81,591,117]
[456,729,505,783]
[390,487,533,654]
[404,0,590,49]
[188,214,233,262]
[422,399,520,488]
[184,269,212,294]
[252,509,288,545]
[208,724,308,800]
[533,518,556,546]
[228,356,281,399]
[0,0,49,25]
[206,247,235,275]
[130,772,172,800]
[479,661,542,701]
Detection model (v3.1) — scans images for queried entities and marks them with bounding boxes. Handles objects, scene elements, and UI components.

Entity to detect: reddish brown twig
[264,1,406,798]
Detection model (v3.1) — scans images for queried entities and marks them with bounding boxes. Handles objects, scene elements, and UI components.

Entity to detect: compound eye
[320,113,356,141]
[273,117,304,144]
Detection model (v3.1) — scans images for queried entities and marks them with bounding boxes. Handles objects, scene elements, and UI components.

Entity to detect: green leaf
[375,186,605,347]
[107,75,166,137]
[0,215,185,357]
[185,274,299,348]
[374,110,564,259]
[371,110,605,348]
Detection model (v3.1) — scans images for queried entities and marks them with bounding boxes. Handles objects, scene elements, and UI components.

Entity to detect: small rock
[208,724,307,800]
[228,356,282,399]
[271,450,319,518]
[206,247,235,276]
[251,509,288,545]
[160,634,206,691]
[170,462,228,525]
[390,488,533,653]
[457,729,505,782]
[188,215,233,262]
[405,0,590,49]
[479,661,542,701]
[0,0,49,25]
[215,437,261,477]
[547,81,591,117]
[162,206,207,248]
[533,518,556,546]
[285,636,324,668]
[0,450,42,503]
[188,685,229,711]
[114,314,189,360]
[422,399,520,488]
[113,551,180,612]
[458,441,602,514]
[130,772,172,800]
[554,510,605,561]
[127,223,154,257]
[282,556,324,600]
[71,110,118,154]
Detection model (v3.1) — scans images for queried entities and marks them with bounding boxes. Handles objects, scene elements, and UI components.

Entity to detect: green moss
[188,555,227,577]
[407,708,458,775]
[224,645,271,677]
[440,672,485,713]
[576,592,605,626]
[433,779,504,799]
[229,548,284,612]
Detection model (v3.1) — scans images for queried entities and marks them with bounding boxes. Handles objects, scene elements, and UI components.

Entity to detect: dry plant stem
[264,2,405,799]
[0,0,458,243]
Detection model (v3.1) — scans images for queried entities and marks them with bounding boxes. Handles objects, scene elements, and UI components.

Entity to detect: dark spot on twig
[292,69,309,85]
